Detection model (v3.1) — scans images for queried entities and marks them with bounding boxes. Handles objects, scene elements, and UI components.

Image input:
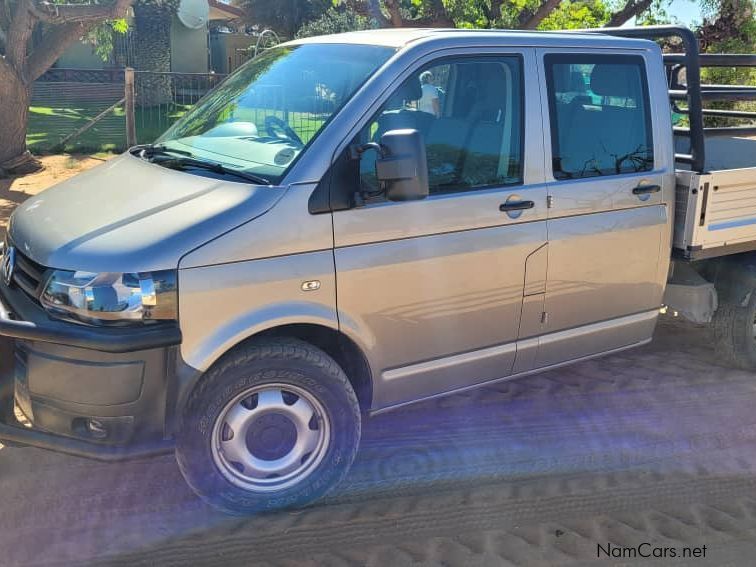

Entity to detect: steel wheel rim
[211,383,330,493]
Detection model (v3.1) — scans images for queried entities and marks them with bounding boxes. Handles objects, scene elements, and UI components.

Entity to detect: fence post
[125,67,137,147]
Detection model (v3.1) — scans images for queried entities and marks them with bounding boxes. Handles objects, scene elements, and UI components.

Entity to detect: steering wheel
[264,116,303,147]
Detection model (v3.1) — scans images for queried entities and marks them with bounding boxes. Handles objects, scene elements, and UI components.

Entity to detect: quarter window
[545,54,654,180]
[359,56,524,195]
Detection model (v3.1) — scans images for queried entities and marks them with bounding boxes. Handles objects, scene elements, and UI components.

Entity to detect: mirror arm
[349,142,387,208]
[349,142,384,160]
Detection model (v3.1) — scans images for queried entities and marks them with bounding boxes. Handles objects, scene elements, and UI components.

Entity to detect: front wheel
[176,338,361,515]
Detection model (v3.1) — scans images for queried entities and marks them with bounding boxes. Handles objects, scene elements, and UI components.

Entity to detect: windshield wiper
[132,143,194,159]
[151,155,272,185]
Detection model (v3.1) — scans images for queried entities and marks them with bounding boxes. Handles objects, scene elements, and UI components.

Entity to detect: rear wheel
[176,338,361,514]
[712,287,756,370]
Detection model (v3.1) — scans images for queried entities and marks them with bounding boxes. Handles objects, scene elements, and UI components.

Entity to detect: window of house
[545,54,654,180]
[358,56,524,196]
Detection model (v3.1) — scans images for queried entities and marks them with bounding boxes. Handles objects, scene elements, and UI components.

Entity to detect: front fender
[178,251,338,373]
[182,300,339,372]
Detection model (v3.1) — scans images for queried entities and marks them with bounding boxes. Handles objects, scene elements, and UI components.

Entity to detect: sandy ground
[2,318,756,566]
[2,154,756,565]
[0,154,112,240]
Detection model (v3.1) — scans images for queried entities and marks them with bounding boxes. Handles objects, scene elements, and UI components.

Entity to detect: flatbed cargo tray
[675,167,756,260]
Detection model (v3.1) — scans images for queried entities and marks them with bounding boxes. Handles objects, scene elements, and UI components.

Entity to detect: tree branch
[383,0,403,26]
[519,0,561,29]
[0,2,9,49]
[605,0,654,27]
[29,0,133,24]
[488,0,504,24]
[6,0,34,71]
[25,20,88,80]
[697,0,754,51]
[24,0,134,81]
[342,0,389,26]
[366,0,388,25]
[421,0,453,26]
[0,54,13,78]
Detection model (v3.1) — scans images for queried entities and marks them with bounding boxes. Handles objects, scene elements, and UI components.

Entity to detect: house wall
[56,42,106,70]
[54,15,213,73]
[209,32,257,74]
[170,16,209,73]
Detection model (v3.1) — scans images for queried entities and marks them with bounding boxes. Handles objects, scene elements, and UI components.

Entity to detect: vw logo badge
[2,246,16,286]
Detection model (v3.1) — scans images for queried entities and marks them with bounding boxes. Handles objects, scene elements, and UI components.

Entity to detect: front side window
[359,55,524,195]
[158,44,394,184]
[545,54,654,180]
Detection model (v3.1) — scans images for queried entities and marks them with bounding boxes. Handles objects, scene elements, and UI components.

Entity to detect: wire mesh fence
[29,69,127,153]
[131,64,330,147]
[28,65,330,154]
[28,68,227,154]
[132,71,226,144]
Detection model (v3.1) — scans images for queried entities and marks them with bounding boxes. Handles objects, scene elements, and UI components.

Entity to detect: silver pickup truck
[0,25,755,514]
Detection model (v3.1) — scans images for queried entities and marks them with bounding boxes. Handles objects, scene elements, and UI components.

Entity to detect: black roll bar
[589,26,707,172]
[574,25,756,173]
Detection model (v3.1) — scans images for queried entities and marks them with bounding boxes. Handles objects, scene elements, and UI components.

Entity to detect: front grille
[8,244,48,303]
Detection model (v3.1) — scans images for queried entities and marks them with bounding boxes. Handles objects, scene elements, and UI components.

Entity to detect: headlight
[41,270,177,326]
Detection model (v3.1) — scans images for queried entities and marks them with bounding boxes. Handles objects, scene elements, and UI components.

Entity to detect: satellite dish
[177,0,209,29]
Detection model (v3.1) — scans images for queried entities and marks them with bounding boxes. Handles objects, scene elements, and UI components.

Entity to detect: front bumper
[0,278,181,461]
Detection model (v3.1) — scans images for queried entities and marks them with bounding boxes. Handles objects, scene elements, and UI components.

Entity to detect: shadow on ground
[2,318,756,566]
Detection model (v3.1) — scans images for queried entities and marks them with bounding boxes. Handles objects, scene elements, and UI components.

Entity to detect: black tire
[712,289,756,370]
[176,337,361,515]
[0,338,17,425]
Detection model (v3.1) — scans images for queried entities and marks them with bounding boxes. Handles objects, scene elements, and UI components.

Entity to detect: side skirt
[369,337,652,417]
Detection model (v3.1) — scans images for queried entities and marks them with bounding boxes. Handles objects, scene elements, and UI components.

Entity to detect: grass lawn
[27,102,191,154]
[27,102,328,154]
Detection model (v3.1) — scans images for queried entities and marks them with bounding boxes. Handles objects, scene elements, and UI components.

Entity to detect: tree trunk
[133,4,173,106]
[519,0,562,29]
[606,0,655,27]
[0,70,37,174]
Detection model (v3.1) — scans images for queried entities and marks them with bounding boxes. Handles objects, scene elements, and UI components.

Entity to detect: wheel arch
[170,322,374,434]
[698,251,756,306]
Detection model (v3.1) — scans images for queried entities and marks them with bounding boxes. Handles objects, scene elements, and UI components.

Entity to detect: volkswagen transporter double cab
[2,26,756,514]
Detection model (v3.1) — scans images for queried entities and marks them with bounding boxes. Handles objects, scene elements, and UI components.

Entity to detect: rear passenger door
[535,50,669,368]
[332,50,549,410]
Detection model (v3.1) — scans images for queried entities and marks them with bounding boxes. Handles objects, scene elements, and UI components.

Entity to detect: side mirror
[375,129,429,201]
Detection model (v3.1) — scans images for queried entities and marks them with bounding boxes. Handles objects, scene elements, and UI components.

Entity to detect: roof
[286,28,654,50]
[208,0,243,20]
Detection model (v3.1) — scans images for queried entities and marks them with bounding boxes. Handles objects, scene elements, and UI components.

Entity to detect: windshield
[157,44,395,184]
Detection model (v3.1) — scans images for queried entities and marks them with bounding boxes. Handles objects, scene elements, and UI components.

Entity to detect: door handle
[499,200,535,212]
[632,184,661,195]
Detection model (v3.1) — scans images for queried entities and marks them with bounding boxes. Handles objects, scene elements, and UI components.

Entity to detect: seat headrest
[568,70,586,92]
[386,76,422,109]
[552,65,570,94]
[590,64,640,98]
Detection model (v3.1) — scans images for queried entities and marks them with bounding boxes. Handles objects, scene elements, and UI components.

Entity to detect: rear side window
[545,54,654,180]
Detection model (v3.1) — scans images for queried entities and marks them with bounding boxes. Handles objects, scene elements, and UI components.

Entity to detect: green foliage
[66,0,180,63]
[327,0,624,30]
[83,20,128,61]
[539,0,612,29]
[443,0,495,28]
[238,0,332,37]
[134,0,182,12]
[635,0,678,25]
[296,6,375,38]
[699,5,756,126]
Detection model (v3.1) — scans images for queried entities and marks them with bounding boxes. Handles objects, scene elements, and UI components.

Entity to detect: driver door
[331,50,549,410]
